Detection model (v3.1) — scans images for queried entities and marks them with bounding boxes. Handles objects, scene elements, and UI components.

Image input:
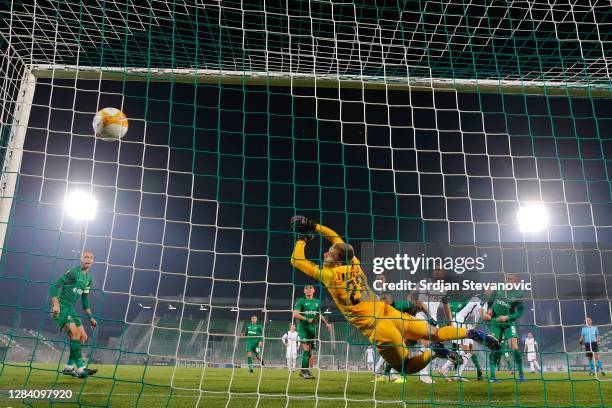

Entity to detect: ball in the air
[92,107,128,140]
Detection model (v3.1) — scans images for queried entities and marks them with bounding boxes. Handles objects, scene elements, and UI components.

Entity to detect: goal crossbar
[30,65,612,97]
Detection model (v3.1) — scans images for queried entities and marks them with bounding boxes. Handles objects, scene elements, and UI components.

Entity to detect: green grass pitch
[0,364,609,407]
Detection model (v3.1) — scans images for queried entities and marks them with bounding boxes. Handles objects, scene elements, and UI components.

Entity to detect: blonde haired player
[289,216,499,375]
[50,250,98,378]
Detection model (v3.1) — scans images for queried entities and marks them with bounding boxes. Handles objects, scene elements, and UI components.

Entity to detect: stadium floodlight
[137,303,151,310]
[64,190,97,221]
[199,305,208,311]
[168,304,176,310]
[230,307,239,312]
[517,204,548,233]
[323,308,332,315]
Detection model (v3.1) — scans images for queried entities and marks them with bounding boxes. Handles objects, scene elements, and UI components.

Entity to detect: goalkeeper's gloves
[290,215,317,241]
[428,318,438,327]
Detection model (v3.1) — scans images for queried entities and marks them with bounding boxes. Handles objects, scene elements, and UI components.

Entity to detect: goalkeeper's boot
[392,376,407,384]
[467,329,500,351]
[477,369,483,381]
[61,368,78,377]
[372,375,388,383]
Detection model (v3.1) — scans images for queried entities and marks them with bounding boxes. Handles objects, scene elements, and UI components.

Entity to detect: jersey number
[348,274,362,306]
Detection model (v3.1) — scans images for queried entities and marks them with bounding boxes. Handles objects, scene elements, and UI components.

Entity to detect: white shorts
[527,353,537,362]
[457,323,473,346]
[416,311,428,321]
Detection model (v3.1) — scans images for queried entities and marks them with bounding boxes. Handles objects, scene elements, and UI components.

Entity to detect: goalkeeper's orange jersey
[325,259,379,331]
[290,229,378,332]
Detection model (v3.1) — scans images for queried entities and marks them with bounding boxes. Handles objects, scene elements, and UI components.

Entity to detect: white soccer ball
[92,107,128,140]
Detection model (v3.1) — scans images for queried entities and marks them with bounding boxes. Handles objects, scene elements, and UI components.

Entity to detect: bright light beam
[64,190,97,221]
[517,204,548,233]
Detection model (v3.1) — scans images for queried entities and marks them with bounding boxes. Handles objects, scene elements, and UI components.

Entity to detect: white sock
[64,363,74,370]
[534,360,541,371]
[459,352,470,376]
[440,359,453,374]
[420,363,431,377]
[375,356,386,375]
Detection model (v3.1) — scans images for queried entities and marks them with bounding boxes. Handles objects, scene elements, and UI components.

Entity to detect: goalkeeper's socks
[403,352,432,374]
[436,326,467,342]
[301,350,311,369]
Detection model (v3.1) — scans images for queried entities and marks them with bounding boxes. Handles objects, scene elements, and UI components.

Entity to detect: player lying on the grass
[293,285,332,379]
[439,294,487,381]
[483,274,525,382]
[50,250,98,378]
[524,331,541,373]
[289,216,500,376]
[580,317,606,376]
[242,315,264,373]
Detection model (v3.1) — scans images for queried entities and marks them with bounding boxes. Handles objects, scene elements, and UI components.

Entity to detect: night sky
[0,77,610,349]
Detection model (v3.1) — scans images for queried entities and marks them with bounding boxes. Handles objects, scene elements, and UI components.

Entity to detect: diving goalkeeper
[50,250,98,378]
[289,216,499,375]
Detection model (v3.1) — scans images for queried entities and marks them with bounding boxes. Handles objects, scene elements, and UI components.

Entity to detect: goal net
[0,0,610,407]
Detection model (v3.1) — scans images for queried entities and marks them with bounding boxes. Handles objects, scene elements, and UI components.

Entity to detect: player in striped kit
[440,295,488,381]
[282,324,300,371]
[416,268,453,384]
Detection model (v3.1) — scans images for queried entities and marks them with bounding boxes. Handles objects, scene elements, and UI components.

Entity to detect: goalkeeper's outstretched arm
[290,216,334,286]
[315,223,344,245]
[290,240,333,286]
